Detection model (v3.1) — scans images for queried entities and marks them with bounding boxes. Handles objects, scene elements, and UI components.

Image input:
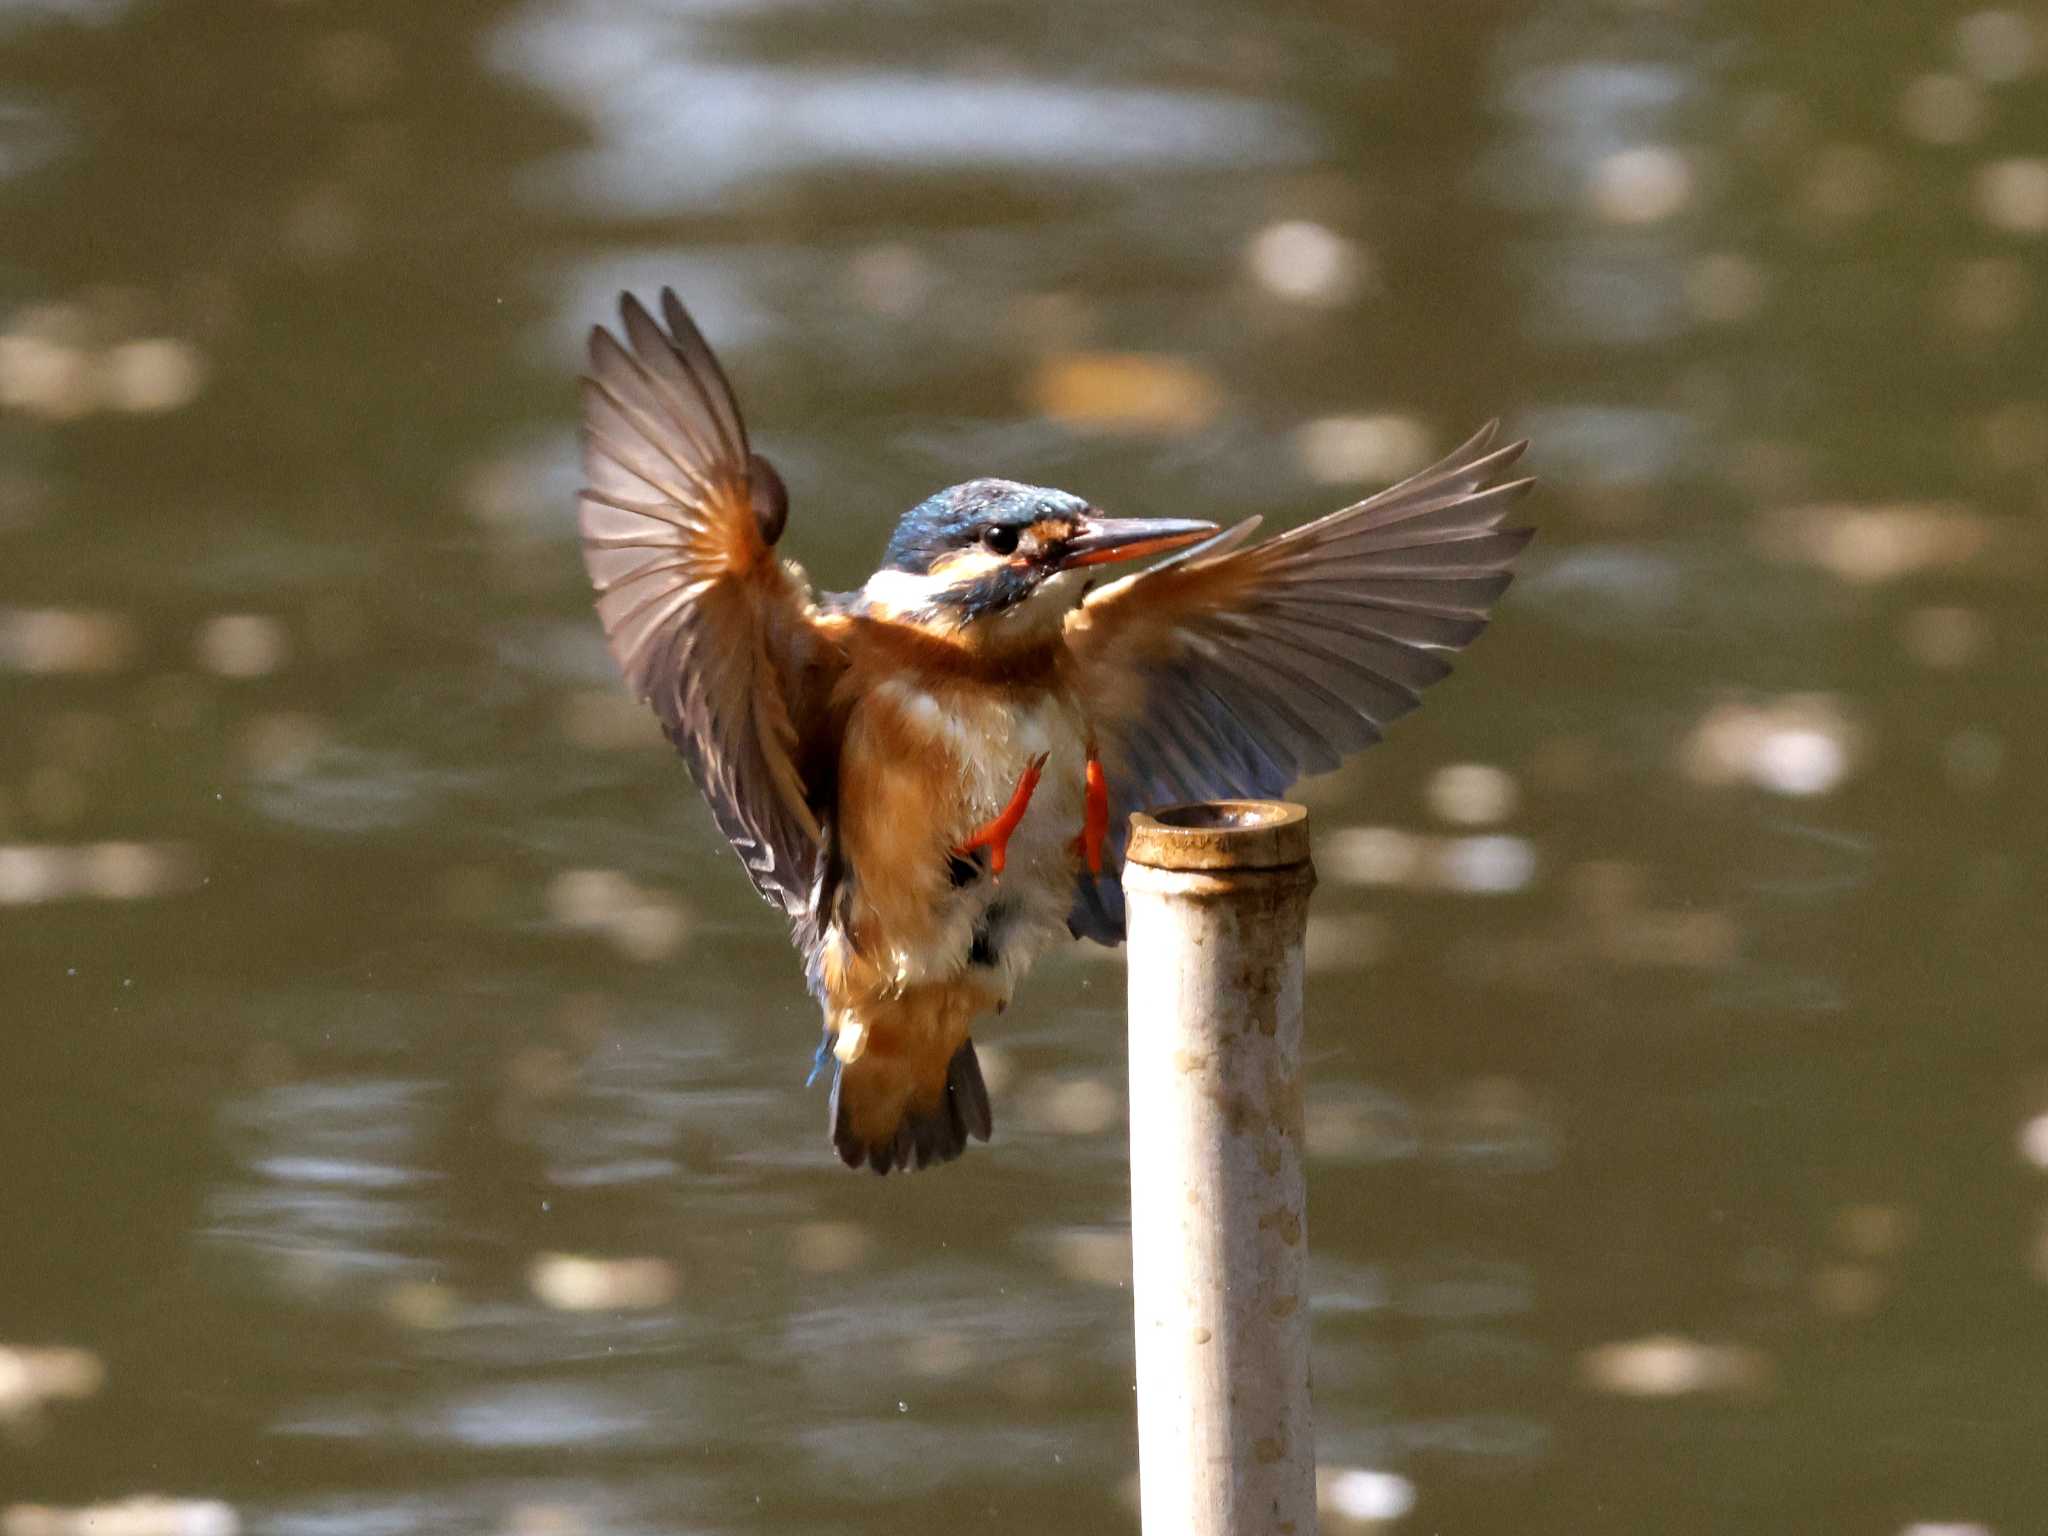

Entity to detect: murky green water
[4,1,2046,1531]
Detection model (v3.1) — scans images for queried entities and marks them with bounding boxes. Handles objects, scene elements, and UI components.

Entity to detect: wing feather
[1065,423,1534,941]
[577,290,835,919]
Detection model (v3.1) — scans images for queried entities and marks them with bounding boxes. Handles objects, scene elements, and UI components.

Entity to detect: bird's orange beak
[1060,514,1218,570]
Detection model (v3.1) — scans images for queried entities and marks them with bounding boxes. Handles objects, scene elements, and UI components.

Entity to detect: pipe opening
[1150,802,1293,832]
[1125,800,1311,873]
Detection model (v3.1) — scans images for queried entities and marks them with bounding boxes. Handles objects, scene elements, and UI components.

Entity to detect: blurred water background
[3,0,2047,1531]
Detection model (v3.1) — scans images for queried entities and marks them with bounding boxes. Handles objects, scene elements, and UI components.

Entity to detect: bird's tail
[826,1018,994,1175]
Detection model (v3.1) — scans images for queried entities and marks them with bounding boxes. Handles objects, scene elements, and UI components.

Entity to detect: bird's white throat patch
[859,563,1092,637]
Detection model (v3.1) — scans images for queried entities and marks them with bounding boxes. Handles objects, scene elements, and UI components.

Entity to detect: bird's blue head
[865,478,1215,634]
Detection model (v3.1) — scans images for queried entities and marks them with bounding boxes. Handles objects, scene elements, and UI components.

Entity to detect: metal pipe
[1123,801,1317,1536]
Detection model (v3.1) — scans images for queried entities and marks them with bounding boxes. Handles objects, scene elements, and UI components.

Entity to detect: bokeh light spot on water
[1679,695,1861,798]
[529,1254,679,1312]
[0,1345,103,1426]
[1956,8,2036,82]
[1019,1072,1121,1138]
[0,841,202,905]
[1833,1202,1917,1259]
[1427,1077,1557,1173]
[0,332,96,420]
[544,868,691,963]
[0,607,136,674]
[787,1221,872,1276]
[1899,72,1988,145]
[1440,835,1538,894]
[1578,1335,1773,1398]
[1811,1262,1888,1318]
[901,1328,974,1380]
[380,1278,459,1332]
[1759,501,1993,585]
[1027,350,1224,436]
[1320,826,1425,887]
[1304,911,1393,973]
[194,615,291,680]
[1042,1227,1132,1289]
[1685,252,1769,324]
[557,688,655,752]
[1587,145,1692,225]
[1320,826,1537,895]
[1317,1466,1418,1529]
[1900,605,1992,671]
[845,243,936,319]
[1245,219,1370,305]
[1424,763,1519,827]
[1942,255,2031,334]
[235,712,330,780]
[1305,1085,1419,1164]
[101,339,205,414]
[1294,414,1434,485]
[1972,158,2048,235]
[0,300,206,420]
[0,1499,239,1536]
[1978,398,2048,469]
[2018,1113,2048,1171]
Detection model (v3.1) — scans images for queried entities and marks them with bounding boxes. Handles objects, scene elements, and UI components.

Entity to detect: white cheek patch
[860,567,951,616]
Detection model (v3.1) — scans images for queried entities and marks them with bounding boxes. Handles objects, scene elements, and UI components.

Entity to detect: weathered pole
[1122,801,1317,1536]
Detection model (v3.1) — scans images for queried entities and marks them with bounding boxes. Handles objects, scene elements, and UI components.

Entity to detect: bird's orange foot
[1071,750,1109,875]
[955,753,1048,878]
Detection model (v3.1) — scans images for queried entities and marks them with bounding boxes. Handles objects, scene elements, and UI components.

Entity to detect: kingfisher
[577,291,1532,1174]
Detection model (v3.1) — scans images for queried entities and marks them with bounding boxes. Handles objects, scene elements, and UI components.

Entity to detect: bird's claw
[954,752,1048,878]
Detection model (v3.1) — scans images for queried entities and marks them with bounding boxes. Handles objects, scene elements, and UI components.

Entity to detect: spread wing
[578,289,835,919]
[1063,423,1534,942]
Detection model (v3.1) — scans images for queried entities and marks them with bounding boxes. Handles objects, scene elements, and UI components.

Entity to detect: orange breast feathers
[827,638,1091,973]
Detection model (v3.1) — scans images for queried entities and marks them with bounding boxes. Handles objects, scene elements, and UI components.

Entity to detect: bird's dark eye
[981,525,1020,556]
